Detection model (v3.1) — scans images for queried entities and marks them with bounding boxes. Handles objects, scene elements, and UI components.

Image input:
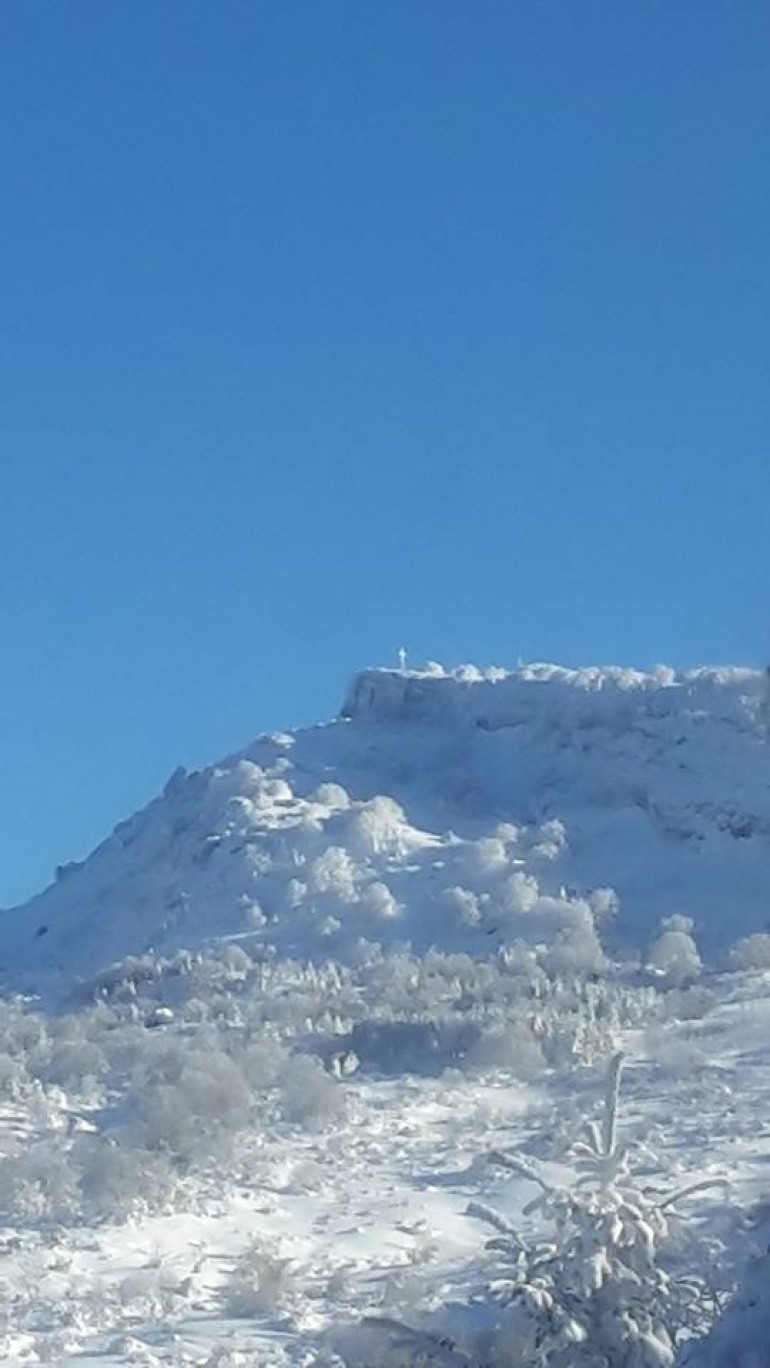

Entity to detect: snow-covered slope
[2,661,770,1368]
[3,661,769,988]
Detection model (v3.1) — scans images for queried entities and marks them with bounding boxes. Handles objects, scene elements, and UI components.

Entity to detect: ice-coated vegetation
[1,661,769,1365]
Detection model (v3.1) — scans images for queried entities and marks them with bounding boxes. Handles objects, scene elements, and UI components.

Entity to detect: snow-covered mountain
[3,661,769,989]
[2,661,770,1368]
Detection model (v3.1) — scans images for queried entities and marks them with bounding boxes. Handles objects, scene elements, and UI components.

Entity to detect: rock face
[2,662,769,991]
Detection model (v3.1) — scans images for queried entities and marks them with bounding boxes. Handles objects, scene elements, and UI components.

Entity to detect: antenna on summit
[398,646,407,672]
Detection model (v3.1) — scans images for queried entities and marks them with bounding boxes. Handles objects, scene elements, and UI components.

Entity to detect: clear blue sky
[1,1,768,905]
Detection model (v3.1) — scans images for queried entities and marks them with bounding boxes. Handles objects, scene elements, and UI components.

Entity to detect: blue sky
[1,1,768,905]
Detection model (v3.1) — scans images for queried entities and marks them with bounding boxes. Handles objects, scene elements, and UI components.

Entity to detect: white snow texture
[0,659,768,1367]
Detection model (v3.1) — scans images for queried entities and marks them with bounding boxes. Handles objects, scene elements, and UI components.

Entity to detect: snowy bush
[442,885,482,929]
[499,871,540,917]
[463,1054,720,1367]
[728,932,770,972]
[646,916,701,986]
[344,796,412,858]
[38,1037,108,1092]
[74,1134,176,1220]
[308,846,360,902]
[239,1037,286,1090]
[360,880,401,921]
[590,887,620,924]
[661,985,716,1022]
[223,1240,297,1317]
[280,1054,347,1128]
[0,1140,80,1222]
[541,907,606,978]
[467,1021,545,1079]
[530,819,568,861]
[129,1037,255,1161]
[312,782,351,811]
[463,838,509,882]
[240,895,268,929]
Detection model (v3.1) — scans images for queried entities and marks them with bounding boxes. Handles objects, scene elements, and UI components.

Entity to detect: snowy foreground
[2,662,770,1366]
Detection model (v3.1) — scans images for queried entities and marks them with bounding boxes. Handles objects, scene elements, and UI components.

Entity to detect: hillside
[1,661,770,1367]
[3,662,769,990]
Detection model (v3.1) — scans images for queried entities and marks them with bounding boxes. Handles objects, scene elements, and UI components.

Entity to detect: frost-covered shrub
[467,1021,545,1079]
[662,985,716,1022]
[493,878,608,975]
[0,1000,47,1055]
[224,945,256,976]
[441,885,482,929]
[589,887,620,924]
[213,761,293,809]
[494,821,523,846]
[239,1037,286,1090]
[644,1027,708,1078]
[130,1039,254,1161]
[499,871,540,917]
[541,909,606,978]
[311,782,351,811]
[308,846,360,901]
[109,1263,192,1330]
[360,880,400,921]
[74,1134,176,1220]
[223,1241,297,1318]
[285,878,307,909]
[179,946,255,1000]
[344,797,411,858]
[463,838,509,883]
[239,895,267,929]
[39,1037,108,1091]
[464,1054,718,1367]
[213,760,265,800]
[456,663,484,682]
[280,1054,346,1128]
[261,777,293,803]
[647,916,701,986]
[349,1051,721,1368]
[728,932,770,972]
[0,1141,80,1222]
[0,1050,24,1096]
[530,819,568,861]
[92,953,162,1001]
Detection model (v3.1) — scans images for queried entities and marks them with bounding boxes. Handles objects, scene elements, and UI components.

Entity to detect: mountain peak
[2,660,768,993]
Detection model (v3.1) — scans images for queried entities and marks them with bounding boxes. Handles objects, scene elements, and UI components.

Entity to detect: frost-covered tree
[468,1054,720,1367]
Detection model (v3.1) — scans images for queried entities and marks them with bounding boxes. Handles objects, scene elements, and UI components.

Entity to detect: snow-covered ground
[1,662,769,1366]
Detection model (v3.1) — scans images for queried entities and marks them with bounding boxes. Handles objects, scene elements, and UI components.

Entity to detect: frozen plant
[223,1239,297,1317]
[728,932,770,973]
[360,880,401,921]
[308,846,360,902]
[280,1054,347,1128]
[344,796,412,858]
[471,1054,723,1366]
[646,916,701,987]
